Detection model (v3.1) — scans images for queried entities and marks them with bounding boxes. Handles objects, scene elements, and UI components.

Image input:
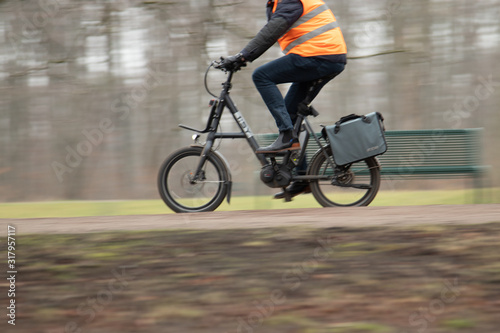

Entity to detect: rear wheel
[157,146,229,213]
[308,147,380,207]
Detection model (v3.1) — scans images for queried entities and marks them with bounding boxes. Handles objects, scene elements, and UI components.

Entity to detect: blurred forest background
[1,0,499,202]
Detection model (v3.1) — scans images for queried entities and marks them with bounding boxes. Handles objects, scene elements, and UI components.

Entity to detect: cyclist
[220,0,347,198]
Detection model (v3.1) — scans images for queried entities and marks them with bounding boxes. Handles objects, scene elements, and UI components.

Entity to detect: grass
[0,188,498,219]
[440,318,477,329]
[324,322,394,332]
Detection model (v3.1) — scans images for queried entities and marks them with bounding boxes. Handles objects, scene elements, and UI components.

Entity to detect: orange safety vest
[273,0,346,57]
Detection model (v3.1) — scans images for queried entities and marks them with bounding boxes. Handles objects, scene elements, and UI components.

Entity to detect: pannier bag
[324,112,387,166]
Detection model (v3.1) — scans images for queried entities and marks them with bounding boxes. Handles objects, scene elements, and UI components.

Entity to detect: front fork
[189,138,234,203]
[190,96,224,182]
[196,133,216,178]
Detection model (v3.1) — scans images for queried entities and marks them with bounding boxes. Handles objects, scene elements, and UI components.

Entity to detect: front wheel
[308,146,381,207]
[157,146,230,213]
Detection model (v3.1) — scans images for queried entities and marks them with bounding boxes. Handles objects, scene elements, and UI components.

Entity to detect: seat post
[292,113,305,137]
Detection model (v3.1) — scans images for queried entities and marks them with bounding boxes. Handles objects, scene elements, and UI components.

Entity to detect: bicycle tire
[157,146,229,213]
[308,146,381,207]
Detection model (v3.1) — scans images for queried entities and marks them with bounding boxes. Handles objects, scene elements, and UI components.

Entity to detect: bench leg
[473,175,485,204]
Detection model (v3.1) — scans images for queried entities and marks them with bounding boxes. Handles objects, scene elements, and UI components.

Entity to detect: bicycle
[157,59,381,213]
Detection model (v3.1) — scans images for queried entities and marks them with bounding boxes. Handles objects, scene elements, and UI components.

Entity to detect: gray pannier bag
[323,112,387,166]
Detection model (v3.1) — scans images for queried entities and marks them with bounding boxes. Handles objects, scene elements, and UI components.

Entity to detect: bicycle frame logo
[233,111,254,139]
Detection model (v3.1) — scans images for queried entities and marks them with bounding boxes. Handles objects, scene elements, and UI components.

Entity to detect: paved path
[1,204,499,235]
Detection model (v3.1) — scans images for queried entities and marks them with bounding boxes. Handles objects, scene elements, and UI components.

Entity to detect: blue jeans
[252,53,345,132]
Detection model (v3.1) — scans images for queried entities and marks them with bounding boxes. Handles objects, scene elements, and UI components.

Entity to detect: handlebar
[213,57,246,73]
[204,57,246,98]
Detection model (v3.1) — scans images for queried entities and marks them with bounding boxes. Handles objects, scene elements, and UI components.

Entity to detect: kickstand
[282,187,292,202]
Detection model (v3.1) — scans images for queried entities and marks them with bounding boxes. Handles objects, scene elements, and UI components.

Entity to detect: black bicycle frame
[178,68,332,183]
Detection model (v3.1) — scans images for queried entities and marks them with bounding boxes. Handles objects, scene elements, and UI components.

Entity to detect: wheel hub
[181,170,205,194]
[333,170,354,186]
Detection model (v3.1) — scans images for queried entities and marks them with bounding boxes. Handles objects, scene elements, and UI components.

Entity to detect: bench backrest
[380,128,483,172]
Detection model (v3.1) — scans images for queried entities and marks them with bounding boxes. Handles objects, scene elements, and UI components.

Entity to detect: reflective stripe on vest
[288,3,329,31]
[283,21,338,54]
[273,0,346,56]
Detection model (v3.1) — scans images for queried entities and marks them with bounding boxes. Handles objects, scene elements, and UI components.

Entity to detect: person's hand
[216,53,247,71]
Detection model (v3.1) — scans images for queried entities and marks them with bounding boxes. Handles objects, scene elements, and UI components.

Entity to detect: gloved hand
[217,53,247,71]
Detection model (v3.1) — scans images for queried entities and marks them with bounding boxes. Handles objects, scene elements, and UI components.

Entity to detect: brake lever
[212,59,223,70]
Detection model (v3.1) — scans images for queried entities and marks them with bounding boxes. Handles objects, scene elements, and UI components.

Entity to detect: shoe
[274,181,311,199]
[256,130,300,153]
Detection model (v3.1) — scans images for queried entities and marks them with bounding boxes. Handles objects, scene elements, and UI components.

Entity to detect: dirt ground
[1,204,499,235]
[1,205,500,333]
